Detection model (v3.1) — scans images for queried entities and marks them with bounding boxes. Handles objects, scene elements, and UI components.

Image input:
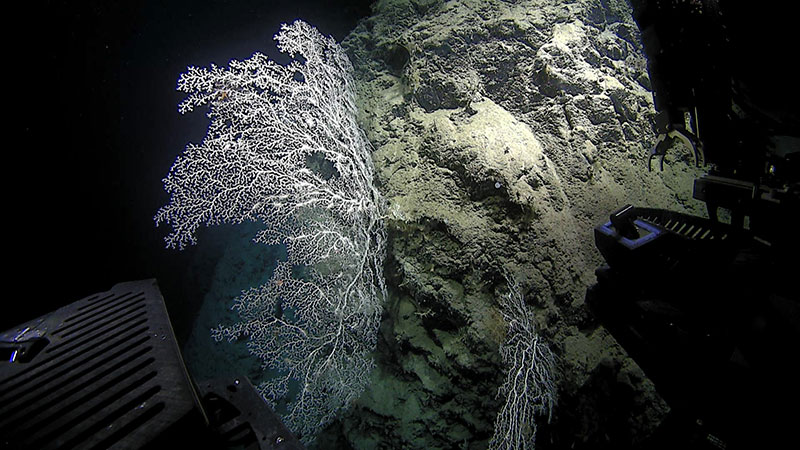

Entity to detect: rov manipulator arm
[630,0,799,244]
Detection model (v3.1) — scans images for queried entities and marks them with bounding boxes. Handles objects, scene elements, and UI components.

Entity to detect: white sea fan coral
[155,20,386,443]
[490,278,558,450]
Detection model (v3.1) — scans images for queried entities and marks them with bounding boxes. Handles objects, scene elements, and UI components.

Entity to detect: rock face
[318,0,706,448]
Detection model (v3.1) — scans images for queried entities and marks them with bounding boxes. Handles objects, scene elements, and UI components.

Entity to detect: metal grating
[0,280,201,450]
[635,207,730,241]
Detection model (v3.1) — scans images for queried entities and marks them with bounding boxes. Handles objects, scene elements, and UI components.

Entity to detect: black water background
[4,0,373,343]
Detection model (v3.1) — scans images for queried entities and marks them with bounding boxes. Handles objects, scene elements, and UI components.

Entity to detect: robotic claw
[648,109,704,172]
[587,1,800,449]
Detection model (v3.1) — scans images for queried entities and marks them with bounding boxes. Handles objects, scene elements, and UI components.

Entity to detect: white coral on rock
[490,278,558,450]
[155,20,386,443]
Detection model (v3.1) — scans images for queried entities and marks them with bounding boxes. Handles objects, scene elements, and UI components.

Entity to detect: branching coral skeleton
[489,277,558,450]
[155,20,386,443]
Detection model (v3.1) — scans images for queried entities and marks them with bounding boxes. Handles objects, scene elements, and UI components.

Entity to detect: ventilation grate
[1,280,201,450]
[637,209,729,241]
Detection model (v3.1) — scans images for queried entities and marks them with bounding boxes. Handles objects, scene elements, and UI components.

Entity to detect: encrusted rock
[326,0,706,448]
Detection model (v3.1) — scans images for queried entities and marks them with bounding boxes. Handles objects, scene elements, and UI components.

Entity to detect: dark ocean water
[5,0,373,341]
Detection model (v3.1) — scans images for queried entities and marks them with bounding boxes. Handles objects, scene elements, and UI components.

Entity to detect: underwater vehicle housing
[0,279,304,450]
[586,1,799,448]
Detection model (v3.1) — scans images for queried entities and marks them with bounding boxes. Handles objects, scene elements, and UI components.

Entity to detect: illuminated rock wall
[326,0,706,448]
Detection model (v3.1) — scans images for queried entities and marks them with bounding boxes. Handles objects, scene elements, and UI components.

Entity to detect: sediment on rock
[318,1,706,448]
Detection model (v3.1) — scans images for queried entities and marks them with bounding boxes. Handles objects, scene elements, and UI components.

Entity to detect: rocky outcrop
[319,0,706,448]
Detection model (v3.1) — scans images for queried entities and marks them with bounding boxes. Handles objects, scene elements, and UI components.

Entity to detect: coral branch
[156,20,386,443]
